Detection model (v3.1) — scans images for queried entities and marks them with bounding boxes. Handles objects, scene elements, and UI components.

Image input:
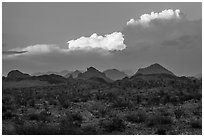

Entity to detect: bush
[27,113,41,121]
[27,111,50,122]
[155,127,167,135]
[112,96,134,109]
[174,107,184,119]
[59,112,83,134]
[81,125,100,135]
[99,116,126,132]
[190,119,202,129]
[126,110,147,123]
[146,114,173,127]
[15,123,60,135]
[58,95,70,109]
[3,111,15,120]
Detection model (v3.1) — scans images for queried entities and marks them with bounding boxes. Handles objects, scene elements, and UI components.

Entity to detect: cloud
[123,9,201,51]
[15,44,67,54]
[4,32,126,58]
[2,44,65,58]
[2,50,28,55]
[3,9,201,76]
[127,9,181,27]
[67,32,126,51]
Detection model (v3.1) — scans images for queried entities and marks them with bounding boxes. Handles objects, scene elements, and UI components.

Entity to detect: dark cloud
[2,50,28,55]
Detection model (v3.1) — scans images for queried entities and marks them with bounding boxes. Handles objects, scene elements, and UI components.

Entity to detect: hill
[103,69,127,80]
[6,70,30,80]
[136,63,175,76]
[32,70,71,77]
[77,67,112,82]
[65,70,82,78]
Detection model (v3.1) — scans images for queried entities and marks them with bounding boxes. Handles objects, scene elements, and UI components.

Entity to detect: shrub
[190,119,202,129]
[3,111,15,120]
[15,123,60,135]
[174,107,184,119]
[59,112,83,134]
[99,116,126,132]
[81,125,99,135]
[27,111,50,122]
[126,110,147,123]
[27,113,41,121]
[146,114,173,127]
[155,127,167,135]
[112,96,134,109]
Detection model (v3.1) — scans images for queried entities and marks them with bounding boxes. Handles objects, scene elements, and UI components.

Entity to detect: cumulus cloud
[123,9,201,51]
[4,32,126,58]
[127,9,181,26]
[67,32,126,51]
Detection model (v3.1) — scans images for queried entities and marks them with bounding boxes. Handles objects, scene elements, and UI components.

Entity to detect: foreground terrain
[2,69,202,135]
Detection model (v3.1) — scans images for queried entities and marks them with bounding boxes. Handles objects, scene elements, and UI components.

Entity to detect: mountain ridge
[135,63,175,76]
[103,69,127,80]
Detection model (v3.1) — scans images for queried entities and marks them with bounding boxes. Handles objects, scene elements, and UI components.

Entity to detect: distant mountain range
[194,73,202,79]
[7,70,31,80]
[77,67,112,82]
[3,63,201,89]
[65,70,82,78]
[32,70,72,76]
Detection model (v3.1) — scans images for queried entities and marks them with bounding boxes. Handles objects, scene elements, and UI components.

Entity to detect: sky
[2,2,202,76]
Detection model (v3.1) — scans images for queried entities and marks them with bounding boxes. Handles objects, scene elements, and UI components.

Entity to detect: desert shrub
[190,119,202,129]
[48,99,58,105]
[155,127,167,135]
[99,116,126,132]
[192,106,202,116]
[146,114,173,127]
[28,99,35,107]
[27,111,50,122]
[2,111,16,120]
[90,102,109,118]
[2,105,13,113]
[27,113,41,121]
[126,110,147,123]
[174,107,184,119]
[15,123,60,135]
[112,96,134,109]
[157,107,172,117]
[58,95,70,109]
[59,112,83,134]
[81,124,99,135]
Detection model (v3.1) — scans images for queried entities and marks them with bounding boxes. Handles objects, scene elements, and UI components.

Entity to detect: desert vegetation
[2,73,202,135]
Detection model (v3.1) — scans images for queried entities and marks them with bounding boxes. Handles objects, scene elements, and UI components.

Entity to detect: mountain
[103,69,127,80]
[6,70,30,80]
[65,70,82,78]
[3,70,67,88]
[122,69,134,77]
[32,70,71,77]
[194,73,202,79]
[135,63,175,76]
[32,74,67,84]
[77,67,112,82]
[58,70,71,76]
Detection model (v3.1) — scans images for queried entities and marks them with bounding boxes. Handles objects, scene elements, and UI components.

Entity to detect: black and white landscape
[2,2,202,135]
